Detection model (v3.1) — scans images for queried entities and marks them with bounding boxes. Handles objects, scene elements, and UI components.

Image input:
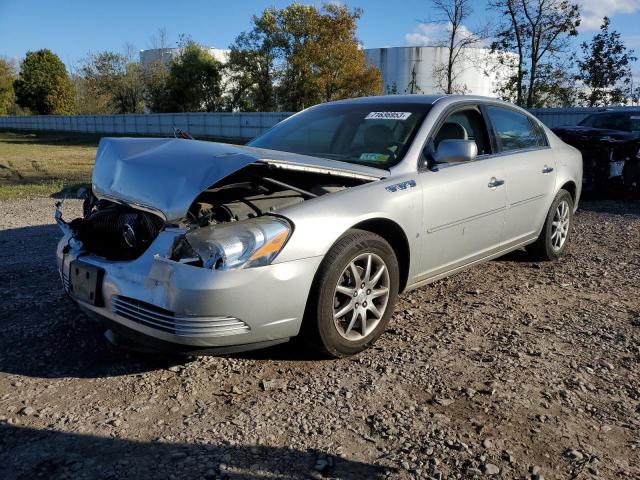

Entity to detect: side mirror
[434,139,478,164]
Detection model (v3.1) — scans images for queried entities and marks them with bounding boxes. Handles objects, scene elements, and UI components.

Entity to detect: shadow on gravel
[0,223,187,380]
[0,302,187,379]
[0,223,325,379]
[493,248,532,263]
[0,424,391,480]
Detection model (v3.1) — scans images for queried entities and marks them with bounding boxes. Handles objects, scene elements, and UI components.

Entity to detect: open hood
[92,138,388,221]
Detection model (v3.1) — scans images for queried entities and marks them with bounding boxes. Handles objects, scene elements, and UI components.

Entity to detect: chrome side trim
[507,194,545,208]
[427,206,507,233]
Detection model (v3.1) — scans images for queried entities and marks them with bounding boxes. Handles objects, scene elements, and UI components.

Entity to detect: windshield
[248,102,430,168]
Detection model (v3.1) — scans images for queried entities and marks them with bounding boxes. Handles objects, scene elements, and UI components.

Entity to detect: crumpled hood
[92,137,387,221]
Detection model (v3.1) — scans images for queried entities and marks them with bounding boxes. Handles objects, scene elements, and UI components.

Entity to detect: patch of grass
[0,129,246,200]
[0,130,97,199]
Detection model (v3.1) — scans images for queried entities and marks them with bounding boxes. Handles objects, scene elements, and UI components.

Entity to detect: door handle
[488,177,505,188]
[542,165,554,174]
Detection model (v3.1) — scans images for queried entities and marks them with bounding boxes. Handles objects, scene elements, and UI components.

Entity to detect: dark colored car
[552,109,640,195]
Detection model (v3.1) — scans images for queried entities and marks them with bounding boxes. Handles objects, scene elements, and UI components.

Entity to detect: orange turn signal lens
[249,230,289,261]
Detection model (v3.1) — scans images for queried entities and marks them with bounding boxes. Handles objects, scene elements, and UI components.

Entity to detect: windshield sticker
[359,153,390,162]
[365,112,412,120]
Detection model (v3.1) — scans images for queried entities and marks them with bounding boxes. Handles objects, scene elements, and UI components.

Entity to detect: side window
[486,106,543,152]
[531,120,549,147]
[432,108,491,155]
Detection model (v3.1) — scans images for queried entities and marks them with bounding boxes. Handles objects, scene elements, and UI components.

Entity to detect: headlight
[185,216,292,270]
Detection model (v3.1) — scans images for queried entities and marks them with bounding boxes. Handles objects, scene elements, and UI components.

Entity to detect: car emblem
[122,223,136,247]
[385,180,417,193]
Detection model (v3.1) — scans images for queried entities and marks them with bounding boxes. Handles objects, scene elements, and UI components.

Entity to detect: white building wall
[364,46,515,97]
[140,47,230,68]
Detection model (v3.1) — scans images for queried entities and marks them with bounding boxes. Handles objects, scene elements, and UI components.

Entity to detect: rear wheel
[303,229,399,358]
[527,189,574,261]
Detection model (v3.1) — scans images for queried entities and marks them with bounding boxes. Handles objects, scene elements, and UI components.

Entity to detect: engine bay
[66,163,369,261]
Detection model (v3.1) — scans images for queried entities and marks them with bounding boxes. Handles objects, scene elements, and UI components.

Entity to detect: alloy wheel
[333,252,390,341]
[551,200,570,250]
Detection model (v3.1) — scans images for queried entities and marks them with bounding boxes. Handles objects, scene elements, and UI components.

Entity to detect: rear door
[419,105,507,278]
[484,105,557,248]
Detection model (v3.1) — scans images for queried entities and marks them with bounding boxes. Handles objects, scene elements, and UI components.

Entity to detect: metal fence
[0,107,638,140]
[0,112,293,142]
[529,107,626,128]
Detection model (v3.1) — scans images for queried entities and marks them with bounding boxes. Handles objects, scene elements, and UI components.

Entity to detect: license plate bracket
[69,260,104,306]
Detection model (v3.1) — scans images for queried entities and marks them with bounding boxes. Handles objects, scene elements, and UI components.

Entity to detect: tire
[302,229,400,358]
[527,189,574,261]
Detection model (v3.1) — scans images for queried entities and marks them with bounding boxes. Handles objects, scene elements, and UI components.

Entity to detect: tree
[281,3,382,110]
[405,65,422,94]
[80,46,145,114]
[576,17,636,107]
[225,12,279,112]
[164,40,224,112]
[71,73,111,114]
[143,59,171,112]
[530,61,578,107]
[13,49,75,114]
[0,57,17,115]
[385,82,399,95]
[490,0,580,107]
[490,0,526,105]
[428,0,487,94]
[226,3,381,112]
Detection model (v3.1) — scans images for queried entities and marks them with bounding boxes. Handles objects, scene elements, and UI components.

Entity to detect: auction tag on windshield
[365,112,412,120]
[359,153,390,162]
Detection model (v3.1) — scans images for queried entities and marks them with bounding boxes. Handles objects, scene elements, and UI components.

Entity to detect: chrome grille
[112,296,249,337]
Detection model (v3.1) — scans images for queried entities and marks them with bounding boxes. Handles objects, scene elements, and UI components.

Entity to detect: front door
[419,106,507,278]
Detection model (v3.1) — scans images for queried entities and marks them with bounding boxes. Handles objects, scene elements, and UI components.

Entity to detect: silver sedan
[56,95,582,357]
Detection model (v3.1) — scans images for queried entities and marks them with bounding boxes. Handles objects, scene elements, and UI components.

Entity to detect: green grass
[0,130,98,200]
[0,129,246,200]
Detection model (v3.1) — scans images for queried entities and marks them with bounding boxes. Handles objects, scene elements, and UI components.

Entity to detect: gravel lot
[0,197,638,480]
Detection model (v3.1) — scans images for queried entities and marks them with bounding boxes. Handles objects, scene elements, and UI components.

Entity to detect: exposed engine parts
[69,198,165,260]
[184,164,359,226]
[61,163,368,261]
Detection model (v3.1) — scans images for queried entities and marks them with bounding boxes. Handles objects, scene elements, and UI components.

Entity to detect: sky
[1,0,639,76]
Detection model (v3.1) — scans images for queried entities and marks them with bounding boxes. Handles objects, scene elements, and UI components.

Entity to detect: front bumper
[57,229,322,353]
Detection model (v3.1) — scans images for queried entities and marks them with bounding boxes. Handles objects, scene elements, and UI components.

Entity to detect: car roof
[324,94,504,106]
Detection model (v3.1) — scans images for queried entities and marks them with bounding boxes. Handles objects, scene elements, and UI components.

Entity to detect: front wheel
[527,189,574,261]
[303,229,399,358]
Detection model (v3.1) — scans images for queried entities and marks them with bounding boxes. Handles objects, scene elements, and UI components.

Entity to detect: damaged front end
[55,137,383,352]
[60,195,165,261]
[58,160,370,268]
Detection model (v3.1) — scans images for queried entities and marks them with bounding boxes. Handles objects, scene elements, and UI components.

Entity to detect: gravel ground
[0,197,638,480]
